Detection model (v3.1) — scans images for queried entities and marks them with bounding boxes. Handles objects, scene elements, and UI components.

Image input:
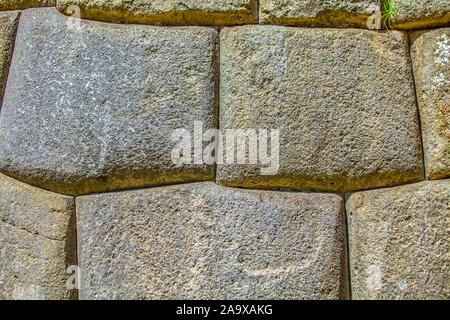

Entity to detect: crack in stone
[0,217,63,242]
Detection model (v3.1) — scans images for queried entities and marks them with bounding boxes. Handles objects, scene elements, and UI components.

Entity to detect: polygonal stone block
[259,0,381,28]
[57,0,257,25]
[411,28,450,180]
[77,182,348,299]
[0,8,218,195]
[0,173,76,300]
[347,180,450,299]
[218,26,423,192]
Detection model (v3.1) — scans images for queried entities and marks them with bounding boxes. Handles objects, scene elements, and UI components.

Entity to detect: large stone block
[57,0,257,25]
[0,0,54,10]
[347,180,450,300]
[392,0,450,30]
[410,28,450,180]
[0,11,19,107]
[218,26,423,193]
[0,8,218,196]
[259,0,381,28]
[0,173,76,300]
[76,182,348,299]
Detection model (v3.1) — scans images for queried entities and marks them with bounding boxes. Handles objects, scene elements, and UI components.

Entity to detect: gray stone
[0,11,19,108]
[393,0,450,30]
[218,26,423,193]
[410,28,450,180]
[0,0,55,10]
[0,8,218,196]
[76,182,348,300]
[347,180,450,300]
[0,173,76,300]
[259,0,381,28]
[57,0,257,25]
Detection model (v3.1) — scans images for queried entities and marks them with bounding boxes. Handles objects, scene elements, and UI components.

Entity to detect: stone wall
[0,1,448,300]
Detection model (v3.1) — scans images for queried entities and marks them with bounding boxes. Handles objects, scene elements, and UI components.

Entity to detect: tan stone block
[393,0,450,30]
[0,173,76,300]
[57,0,257,25]
[347,180,450,299]
[411,28,450,179]
[0,1,55,11]
[260,0,381,28]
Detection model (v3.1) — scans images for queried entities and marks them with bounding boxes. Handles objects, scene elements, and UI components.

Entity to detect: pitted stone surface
[393,0,450,30]
[0,8,218,196]
[0,11,19,107]
[76,182,348,300]
[218,26,423,193]
[411,28,450,180]
[0,0,54,10]
[0,173,76,300]
[259,0,381,28]
[347,180,450,300]
[57,0,257,25]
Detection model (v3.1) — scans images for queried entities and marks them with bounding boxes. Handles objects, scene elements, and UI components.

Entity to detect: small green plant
[382,0,397,30]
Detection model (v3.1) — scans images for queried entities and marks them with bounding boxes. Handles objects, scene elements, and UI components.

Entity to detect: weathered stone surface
[0,11,19,107]
[393,0,450,30]
[57,0,257,25]
[347,180,450,300]
[218,26,423,193]
[0,8,218,196]
[259,0,381,28]
[0,173,76,300]
[77,182,348,299]
[0,0,54,10]
[410,29,450,180]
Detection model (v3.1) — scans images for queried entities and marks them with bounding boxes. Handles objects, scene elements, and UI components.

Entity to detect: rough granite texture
[218,26,423,193]
[410,28,450,180]
[0,11,19,107]
[0,8,218,196]
[347,180,450,300]
[393,0,450,30]
[0,173,76,300]
[0,0,54,10]
[57,0,257,25]
[76,182,348,300]
[259,0,381,28]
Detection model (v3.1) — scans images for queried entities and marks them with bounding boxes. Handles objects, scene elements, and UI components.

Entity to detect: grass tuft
[382,0,397,30]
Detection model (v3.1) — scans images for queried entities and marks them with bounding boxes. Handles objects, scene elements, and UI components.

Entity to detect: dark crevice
[407,30,428,181]
[65,197,79,300]
[255,0,260,24]
[213,27,221,183]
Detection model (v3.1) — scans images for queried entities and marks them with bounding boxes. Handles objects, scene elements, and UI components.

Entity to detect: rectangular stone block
[0,0,55,10]
[0,8,218,196]
[0,173,76,300]
[392,0,450,30]
[410,28,450,180]
[218,26,423,193]
[57,0,257,25]
[259,0,381,28]
[76,182,348,300]
[0,11,19,107]
[347,180,450,300]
